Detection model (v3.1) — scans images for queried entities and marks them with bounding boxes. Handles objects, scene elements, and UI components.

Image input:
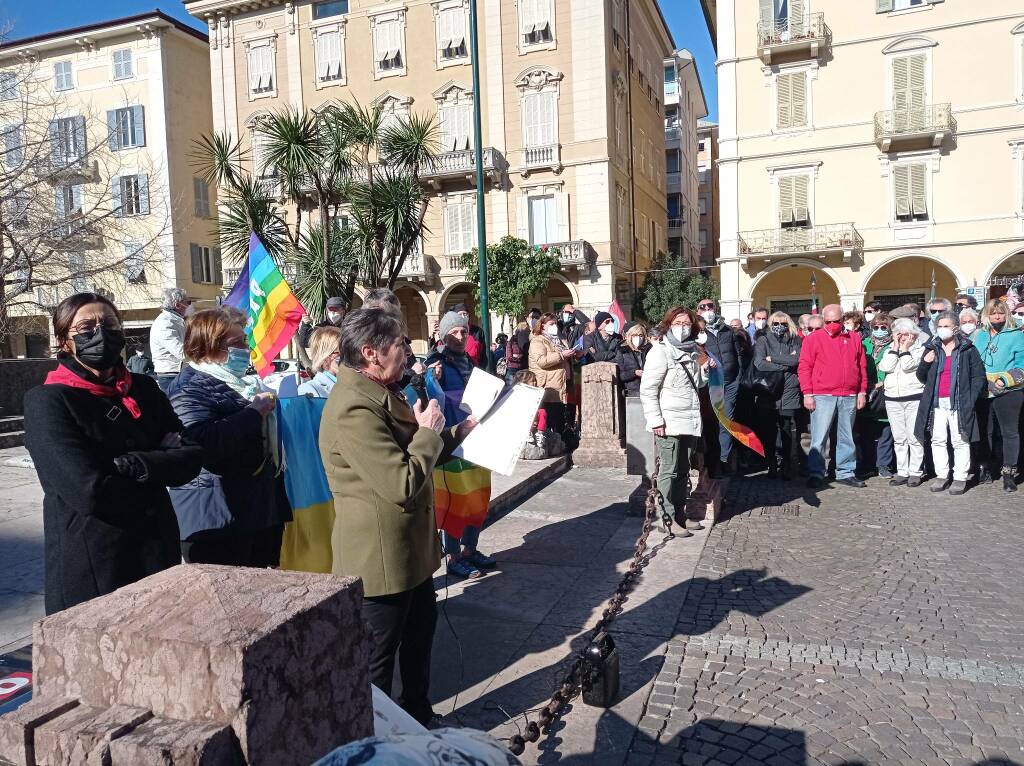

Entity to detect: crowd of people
[21,285,1024,729]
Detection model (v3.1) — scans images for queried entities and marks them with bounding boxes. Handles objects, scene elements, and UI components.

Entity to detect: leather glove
[113,452,151,483]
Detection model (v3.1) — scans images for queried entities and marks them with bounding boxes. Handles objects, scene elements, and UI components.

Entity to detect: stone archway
[750,263,841,317]
[863,256,958,311]
[984,249,1024,302]
[395,285,430,355]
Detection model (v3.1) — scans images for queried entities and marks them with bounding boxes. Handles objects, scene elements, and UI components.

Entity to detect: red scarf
[45,363,142,420]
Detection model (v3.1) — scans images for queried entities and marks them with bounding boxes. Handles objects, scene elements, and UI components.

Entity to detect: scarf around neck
[45,360,142,420]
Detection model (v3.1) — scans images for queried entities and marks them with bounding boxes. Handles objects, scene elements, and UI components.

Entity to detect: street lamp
[468,0,491,345]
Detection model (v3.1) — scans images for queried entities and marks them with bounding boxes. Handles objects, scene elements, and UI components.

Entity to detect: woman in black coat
[166,308,290,566]
[752,312,803,479]
[23,293,202,614]
[615,322,649,396]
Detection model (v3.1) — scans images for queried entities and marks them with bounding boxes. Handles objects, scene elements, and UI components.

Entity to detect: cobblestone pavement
[629,475,1024,766]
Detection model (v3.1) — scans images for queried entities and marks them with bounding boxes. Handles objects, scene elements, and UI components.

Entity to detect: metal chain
[507,456,674,756]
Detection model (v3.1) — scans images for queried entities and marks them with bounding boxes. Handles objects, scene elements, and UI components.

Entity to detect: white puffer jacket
[640,339,708,436]
[877,341,926,400]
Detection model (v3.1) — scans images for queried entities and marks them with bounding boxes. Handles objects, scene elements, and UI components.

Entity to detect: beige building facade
[664,48,707,267]
[702,0,1024,321]
[186,0,674,348]
[696,118,719,266]
[0,12,217,357]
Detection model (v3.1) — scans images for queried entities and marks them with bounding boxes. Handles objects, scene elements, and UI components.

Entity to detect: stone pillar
[573,361,626,470]
[0,565,373,766]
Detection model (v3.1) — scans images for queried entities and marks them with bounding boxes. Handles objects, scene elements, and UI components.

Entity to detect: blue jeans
[809,395,857,480]
[441,526,481,557]
[718,379,739,463]
[156,374,177,394]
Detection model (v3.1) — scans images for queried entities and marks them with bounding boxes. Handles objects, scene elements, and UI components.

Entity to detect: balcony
[520,144,561,176]
[668,218,683,234]
[420,147,507,189]
[394,245,428,282]
[737,223,863,266]
[256,174,283,200]
[545,239,596,269]
[42,157,99,185]
[874,105,955,152]
[756,13,830,65]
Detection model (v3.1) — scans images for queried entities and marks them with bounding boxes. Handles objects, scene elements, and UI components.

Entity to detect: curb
[488,455,572,518]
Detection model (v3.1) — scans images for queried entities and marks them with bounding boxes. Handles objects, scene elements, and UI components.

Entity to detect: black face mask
[73,327,126,370]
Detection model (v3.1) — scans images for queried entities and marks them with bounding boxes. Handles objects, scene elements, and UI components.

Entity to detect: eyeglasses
[697,303,715,310]
[71,319,120,335]
[770,322,787,328]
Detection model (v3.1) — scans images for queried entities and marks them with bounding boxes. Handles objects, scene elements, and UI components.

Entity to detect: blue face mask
[224,347,251,377]
[872,328,891,340]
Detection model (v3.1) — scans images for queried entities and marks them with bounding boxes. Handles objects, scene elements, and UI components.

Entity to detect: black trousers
[985,389,1024,469]
[756,408,799,475]
[362,577,438,725]
[542,402,565,434]
[181,524,284,568]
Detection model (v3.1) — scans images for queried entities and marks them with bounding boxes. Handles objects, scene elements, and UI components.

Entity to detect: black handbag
[865,386,887,419]
[742,360,785,400]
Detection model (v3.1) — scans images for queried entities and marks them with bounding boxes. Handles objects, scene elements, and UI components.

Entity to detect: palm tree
[191,101,438,318]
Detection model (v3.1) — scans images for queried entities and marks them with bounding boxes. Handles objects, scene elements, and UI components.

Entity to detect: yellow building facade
[0,12,217,357]
[702,0,1024,320]
[185,0,674,348]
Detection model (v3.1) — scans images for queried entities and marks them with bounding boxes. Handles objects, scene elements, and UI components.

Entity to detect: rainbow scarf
[708,354,765,457]
[244,233,305,378]
[431,356,491,540]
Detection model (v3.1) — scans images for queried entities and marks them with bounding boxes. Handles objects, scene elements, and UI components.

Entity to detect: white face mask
[671,326,690,342]
[630,336,643,348]
[700,310,716,323]
[754,319,766,330]
[327,311,342,324]
[545,324,559,338]
[696,331,708,345]
[864,311,876,322]
[936,327,955,341]
[602,321,615,334]
[960,322,977,336]
[562,312,573,322]
[844,323,856,332]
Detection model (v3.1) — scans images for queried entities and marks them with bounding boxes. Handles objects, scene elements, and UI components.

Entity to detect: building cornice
[185,0,289,18]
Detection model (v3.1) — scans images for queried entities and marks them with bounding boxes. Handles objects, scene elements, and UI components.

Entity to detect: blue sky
[0,0,717,120]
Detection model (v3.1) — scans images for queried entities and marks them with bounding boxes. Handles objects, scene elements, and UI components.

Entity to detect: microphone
[409,372,428,404]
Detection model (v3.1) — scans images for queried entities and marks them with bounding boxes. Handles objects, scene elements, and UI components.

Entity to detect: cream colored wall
[717,0,1024,316]
[697,123,719,266]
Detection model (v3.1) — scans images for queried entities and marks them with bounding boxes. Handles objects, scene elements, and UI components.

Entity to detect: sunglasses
[871,325,889,330]
[698,303,715,310]
[770,322,787,327]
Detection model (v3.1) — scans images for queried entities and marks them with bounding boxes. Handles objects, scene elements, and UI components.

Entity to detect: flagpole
[468,0,491,345]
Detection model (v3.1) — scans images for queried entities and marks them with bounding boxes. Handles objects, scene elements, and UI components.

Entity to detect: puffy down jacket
[640,339,708,436]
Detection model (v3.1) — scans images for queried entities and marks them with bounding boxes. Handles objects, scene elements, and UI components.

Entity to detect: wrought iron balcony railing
[874,104,955,152]
[757,13,830,64]
[737,223,863,264]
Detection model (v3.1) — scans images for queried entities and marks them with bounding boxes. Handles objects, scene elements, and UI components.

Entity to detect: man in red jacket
[797,304,868,489]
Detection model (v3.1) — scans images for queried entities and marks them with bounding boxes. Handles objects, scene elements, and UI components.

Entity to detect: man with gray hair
[927,297,953,334]
[363,287,402,316]
[150,287,192,393]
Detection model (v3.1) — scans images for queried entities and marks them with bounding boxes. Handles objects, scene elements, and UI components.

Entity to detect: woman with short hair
[320,308,474,726]
[24,292,202,613]
[615,322,650,397]
[974,299,1024,491]
[298,325,343,398]
[878,317,927,486]
[528,312,575,436]
[752,311,802,479]
[166,308,290,565]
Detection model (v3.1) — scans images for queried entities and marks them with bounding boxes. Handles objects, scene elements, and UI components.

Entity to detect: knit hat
[594,311,613,329]
[451,302,468,313]
[326,297,347,310]
[439,310,470,340]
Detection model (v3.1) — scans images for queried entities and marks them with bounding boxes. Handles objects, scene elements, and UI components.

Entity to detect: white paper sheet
[458,367,506,419]
[454,383,545,476]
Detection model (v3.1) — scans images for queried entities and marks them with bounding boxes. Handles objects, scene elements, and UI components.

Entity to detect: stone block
[575,362,627,470]
[0,696,78,766]
[107,716,241,766]
[34,703,152,766]
[28,565,373,766]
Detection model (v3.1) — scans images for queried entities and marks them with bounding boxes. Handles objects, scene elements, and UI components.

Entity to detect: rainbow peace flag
[244,233,305,378]
[708,355,765,457]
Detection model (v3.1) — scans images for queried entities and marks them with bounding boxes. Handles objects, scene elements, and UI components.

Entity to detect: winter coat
[640,339,708,436]
[701,324,743,384]
[615,342,648,397]
[297,371,336,398]
[877,342,926,401]
[23,359,203,614]
[320,365,461,597]
[558,309,590,350]
[528,332,570,404]
[582,331,620,363]
[797,329,868,397]
[166,366,292,540]
[149,309,185,374]
[974,327,1024,380]
[913,336,987,444]
[752,332,802,412]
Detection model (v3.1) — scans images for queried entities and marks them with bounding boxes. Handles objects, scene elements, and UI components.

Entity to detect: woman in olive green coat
[319,308,472,726]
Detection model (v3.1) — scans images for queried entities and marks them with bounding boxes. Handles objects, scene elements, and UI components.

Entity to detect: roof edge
[0,9,207,53]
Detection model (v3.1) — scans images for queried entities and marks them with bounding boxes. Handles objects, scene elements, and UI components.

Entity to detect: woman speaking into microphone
[319,308,475,727]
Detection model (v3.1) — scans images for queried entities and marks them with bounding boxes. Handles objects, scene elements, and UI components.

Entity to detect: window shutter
[791,72,807,127]
[71,185,83,215]
[892,56,909,113]
[793,175,809,223]
[445,204,458,253]
[137,174,150,215]
[522,0,537,34]
[910,163,927,216]
[907,54,926,118]
[777,74,792,129]
[193,177,202,216]
[73,116,87,160]
[263,47,274,89]
[535,0,551,30]
[213,248,223,285]
[438,8,452,50]
[131,105,146,146]
[524,93,538,147]
[778,176,795,223]
[538,92,555,145]
[190,243,204,283]
[789,0,805,34]
[248,48,261,91]
[457,104,472,150]
[106,110,119,150]
[894,165,911,217]
[516,196,529,240]
[54,186,65,219]
[876,0,894,12]
[759,0,773,26]
[111,176,123,217]
[449,8,465,49]
[4,126,22,168]
[375,23,388,62]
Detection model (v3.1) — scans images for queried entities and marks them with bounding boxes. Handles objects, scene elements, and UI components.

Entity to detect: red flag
[608,300,626,333]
